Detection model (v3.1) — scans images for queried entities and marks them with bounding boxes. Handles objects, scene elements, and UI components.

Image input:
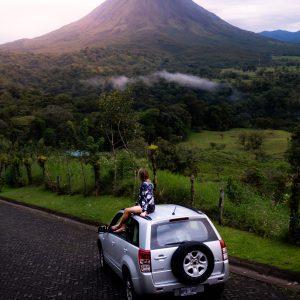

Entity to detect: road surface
[0,200,298,300]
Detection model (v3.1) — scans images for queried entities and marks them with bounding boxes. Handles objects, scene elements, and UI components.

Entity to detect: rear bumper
[133,260,230,295]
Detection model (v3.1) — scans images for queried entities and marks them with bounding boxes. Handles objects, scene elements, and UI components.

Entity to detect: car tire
[171,241,215,284]
[97,240,107,269]
[123,272,139,300]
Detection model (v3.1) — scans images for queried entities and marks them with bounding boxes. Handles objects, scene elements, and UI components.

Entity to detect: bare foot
[114,225,126,233]
[111,224,120,231]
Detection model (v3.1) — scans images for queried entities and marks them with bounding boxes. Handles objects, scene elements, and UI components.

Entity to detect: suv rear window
[151,219,218,249]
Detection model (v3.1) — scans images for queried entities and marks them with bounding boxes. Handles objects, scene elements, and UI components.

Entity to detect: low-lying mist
[82,71,219,91]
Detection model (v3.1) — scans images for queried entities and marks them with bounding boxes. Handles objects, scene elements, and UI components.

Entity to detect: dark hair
[138,168,150,182]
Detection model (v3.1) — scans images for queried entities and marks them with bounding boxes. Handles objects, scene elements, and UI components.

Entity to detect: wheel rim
[126,279,133,300]
[183,250,208,278]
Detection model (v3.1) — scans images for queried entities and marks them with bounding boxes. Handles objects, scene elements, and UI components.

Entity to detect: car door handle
[111,241,116,247]
[123,248,128,253]
[154,255,167,260]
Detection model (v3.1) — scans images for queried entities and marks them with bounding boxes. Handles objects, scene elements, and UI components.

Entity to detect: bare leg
[112,206,142,232]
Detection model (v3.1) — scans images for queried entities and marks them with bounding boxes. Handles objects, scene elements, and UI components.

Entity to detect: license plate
[174,285,204,297]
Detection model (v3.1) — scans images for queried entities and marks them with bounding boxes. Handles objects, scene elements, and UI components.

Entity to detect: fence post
[289,171,300,243]
[218,188,225,225]
[190,175,195,207]
[56,176,61,193]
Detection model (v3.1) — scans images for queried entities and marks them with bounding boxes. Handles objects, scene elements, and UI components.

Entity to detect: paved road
[0,201,298,300]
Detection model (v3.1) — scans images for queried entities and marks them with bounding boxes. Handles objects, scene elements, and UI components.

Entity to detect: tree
[36,138,47,183]
[147,144,158,193]
[175,145,201,206]
[76,118,105,196]
[247,132,265,152]
[23,155,33,185]
[238,132,247,150]
[86,136,104,197]
[10,146,22,187]
[140,109,160,143]
[238,132,265,152]
[287,126,300,170]
[77,118,89,195]
[99,90,139,192]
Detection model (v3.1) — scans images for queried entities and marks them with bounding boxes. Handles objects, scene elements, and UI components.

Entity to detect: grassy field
[272,55,300,63]
[185,129,290,157]
[183,129,290,180]
[161,129,291,240]
[3,129,292,240]
[1,186,299,273]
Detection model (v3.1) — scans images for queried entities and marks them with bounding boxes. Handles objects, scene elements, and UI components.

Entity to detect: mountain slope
[0,0,300,71]
[260,30,300,44]
[0,0,295,54]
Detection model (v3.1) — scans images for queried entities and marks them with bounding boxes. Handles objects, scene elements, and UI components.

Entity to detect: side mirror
[98,225,108,233]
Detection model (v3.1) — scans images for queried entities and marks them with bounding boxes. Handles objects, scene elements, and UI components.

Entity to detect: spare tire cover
[171,242,215,284]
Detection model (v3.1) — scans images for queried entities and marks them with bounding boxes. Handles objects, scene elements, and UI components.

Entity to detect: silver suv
[98,204,229,299]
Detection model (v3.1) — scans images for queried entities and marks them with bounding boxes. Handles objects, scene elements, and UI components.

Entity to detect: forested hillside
[0,54,299,147]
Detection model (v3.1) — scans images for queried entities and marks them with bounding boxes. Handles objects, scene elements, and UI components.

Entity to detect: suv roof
[129,204,204,223]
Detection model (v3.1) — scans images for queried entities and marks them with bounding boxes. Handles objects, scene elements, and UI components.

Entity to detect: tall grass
[156,170,289,240]
[1,129,292,242]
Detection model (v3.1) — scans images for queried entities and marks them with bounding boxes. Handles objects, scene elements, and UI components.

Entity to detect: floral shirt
[138,181,155,214]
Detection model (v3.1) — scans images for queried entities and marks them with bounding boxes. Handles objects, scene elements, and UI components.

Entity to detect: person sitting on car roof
[112,168,155,233]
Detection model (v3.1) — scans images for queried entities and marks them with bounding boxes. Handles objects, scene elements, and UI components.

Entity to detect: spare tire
[171,242,215,284]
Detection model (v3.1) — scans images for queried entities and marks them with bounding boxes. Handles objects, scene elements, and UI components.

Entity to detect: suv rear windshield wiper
[164,241,185,246]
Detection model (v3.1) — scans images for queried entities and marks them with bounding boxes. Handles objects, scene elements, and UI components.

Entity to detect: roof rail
[178,204,203,215]
[141,215,152,221]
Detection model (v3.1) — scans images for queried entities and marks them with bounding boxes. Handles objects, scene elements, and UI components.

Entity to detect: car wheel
[124,272,138,300]
[171,242,215,284]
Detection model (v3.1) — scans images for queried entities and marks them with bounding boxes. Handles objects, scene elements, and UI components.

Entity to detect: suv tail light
[138,249,151,273]
[220,240,228,261]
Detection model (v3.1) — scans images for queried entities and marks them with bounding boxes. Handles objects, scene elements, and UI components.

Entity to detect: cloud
[110,76,130,89]
[0,0,103,44]
[83,71,219,91]
[1,0,298,44]
[196,0,300,32]
[155,71,218,91]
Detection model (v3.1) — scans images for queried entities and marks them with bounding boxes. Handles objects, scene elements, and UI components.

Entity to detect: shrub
[215,143,226,150]
[265,169,289,204]
[210,142,216,150]
[242,168,265,190]
[238,131,265,152]
[156,138,177,171]
[226,178,244,205]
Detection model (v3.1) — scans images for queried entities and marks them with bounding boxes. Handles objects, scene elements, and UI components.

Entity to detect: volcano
[1,0,299,63]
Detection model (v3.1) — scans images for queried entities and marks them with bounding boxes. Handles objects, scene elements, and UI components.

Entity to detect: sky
[0,0,299,44]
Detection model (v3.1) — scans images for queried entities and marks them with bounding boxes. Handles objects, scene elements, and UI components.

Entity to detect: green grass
[272,55,300,63]
[157,170,289,240]
[0,186,132,224]
[217,225,300,273]
[185,129,290,157]
[182,129,290,181]
[1,185,299,273]
[163,129,291,240]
